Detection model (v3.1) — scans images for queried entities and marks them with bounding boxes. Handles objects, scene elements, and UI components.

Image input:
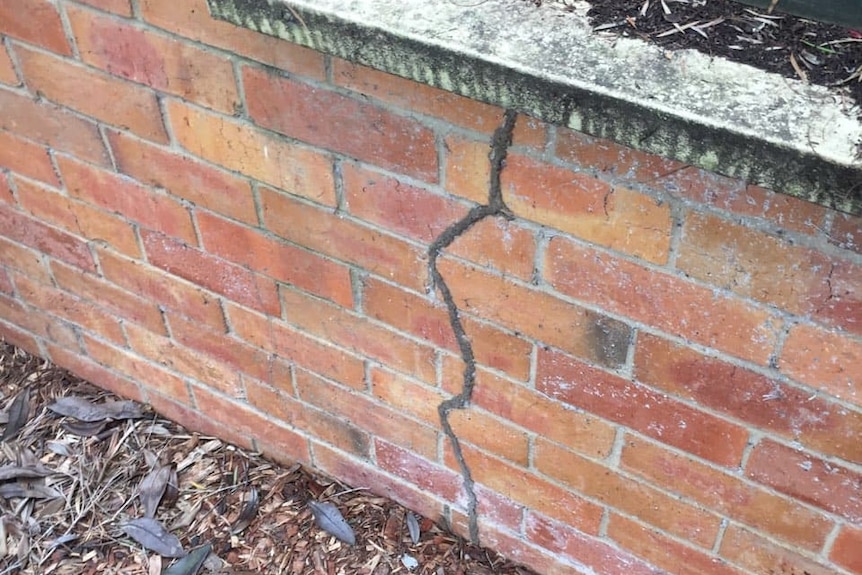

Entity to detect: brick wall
[1,1,861,574]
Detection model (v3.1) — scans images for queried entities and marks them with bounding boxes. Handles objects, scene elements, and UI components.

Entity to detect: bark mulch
[0,342,536,575]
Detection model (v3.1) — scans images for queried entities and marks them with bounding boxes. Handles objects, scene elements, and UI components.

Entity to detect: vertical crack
[428,110,517,544]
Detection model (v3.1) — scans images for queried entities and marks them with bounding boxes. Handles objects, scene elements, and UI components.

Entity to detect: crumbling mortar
[427,109,517,544]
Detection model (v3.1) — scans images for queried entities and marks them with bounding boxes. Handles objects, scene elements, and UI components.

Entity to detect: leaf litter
[0,342,537,575]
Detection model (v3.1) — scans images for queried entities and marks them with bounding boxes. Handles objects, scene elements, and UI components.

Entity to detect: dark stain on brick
[587,313,631,368]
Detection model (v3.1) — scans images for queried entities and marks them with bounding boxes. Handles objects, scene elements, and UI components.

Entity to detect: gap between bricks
[427,109,518,544]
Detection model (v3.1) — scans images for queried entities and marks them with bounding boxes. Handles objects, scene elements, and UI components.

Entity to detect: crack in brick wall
[427,109,517,543]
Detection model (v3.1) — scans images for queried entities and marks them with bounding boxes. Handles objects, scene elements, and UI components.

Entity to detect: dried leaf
[48,397,143,422]
[0,465,52,481]
[139,464,172,519]
[162,466,179,508]
[1,388,29,442]
[163,543,212,575]
[308,500,355,545]
[121,518,185,558]
[0,483,62,499]
[406,512,420,544]
[231,488,259,534]
[60,420,106,437]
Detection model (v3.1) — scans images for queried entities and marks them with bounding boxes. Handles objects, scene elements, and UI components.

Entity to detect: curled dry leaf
[163,543,212,575]
[0,483,63,499]
[139,464,172,519]
[308,500,356,545]
[230,488,259,535]
[121,517,185,558]
[48,397,143,422]
[1,388,30,442]
[60,420,106,437]
[406,512,420,545]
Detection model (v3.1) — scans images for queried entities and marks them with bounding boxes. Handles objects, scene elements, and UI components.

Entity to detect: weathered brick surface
[2,5,859,575]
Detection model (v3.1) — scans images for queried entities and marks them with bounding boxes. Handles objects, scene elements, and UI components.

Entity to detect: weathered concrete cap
[208,0,862,215]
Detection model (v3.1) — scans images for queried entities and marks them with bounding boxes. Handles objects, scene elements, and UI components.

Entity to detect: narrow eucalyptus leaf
[1,389,30,442]
[406,512,420,544]
[307,500,355,545]
[163,543,212,575]
[139,464,171,518]
[121,517,185,558]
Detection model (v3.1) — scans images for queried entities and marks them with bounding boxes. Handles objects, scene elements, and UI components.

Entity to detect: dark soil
[530,0,862,107]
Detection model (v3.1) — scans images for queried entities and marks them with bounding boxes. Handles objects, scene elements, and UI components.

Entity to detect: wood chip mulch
[0,341,537,575]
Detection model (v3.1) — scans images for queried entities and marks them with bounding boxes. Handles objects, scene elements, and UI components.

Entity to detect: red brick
[608,514,744,575]
[50,261,166,336]
[678,212,861,335]
[0,293,78,350]
[444,135,494,204]
[260,185,428,291]
[73,0,132,16]
[166,100,336,206]
[371,367,530,465]
[16,45,168,143]
[635,334,862,465]
[0,0,71,55]
[449,486,525,535]
[0,43,17,85]
[59,156,196,245]
[538,347,748,467]
[363,277,531,380]
[107,130,257,225]
[0,174,10,204]
[0,203,95,272]
[0,268,12,296]
[0,321,42,358]
[0,131,59,186]
[68,6,239,114]
[142,230,280,317]
[343,163,467,243]
[0,88,109,166]
[446,444,604,534]
[376,439,464,503]
[831,524,862,573]
[147,390,256,452]
[720,524,837,575]
[545,234,781,365]
[779,323,861,405]
[746,438,862,522]
[442,357,617,458]
[447,215,536,282]
[282,287,436,383]
[438,257,632,369]
[14,177,140,258]
[524,512,662,575]
[536,439,719,547]
[503,154,672,264]
[98,249,225,330]
[226,303,367,390]
[0,236,52,284]
[333,60,505,134]
[196,211,353,308]
[736,185,827,235]
[243,66,438,183]
[47,344,145,403]
[475,522,601,575]
[139,0,326,80]
[621,436,834,551]
[830,212,862,255]
[295,369,438,460]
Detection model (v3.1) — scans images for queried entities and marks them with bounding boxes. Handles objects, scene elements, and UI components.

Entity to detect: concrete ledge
[207,0,862,215]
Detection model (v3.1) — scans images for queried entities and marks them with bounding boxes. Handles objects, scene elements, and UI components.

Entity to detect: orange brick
[226,303,366,390]
[0,43,18,85]
[536,438,720,547]
[779,323,861,405]
[0,236,52,284]
[342,163,468,243]
[282,287,436,383]
[73,0,132,16]
[736,185,827,235]
[444,135,493,204]
[295,369,438,460]
[0,0,71,55]
[68,6,239,114]
[503,154,672,264]
[0,88,109,166]
[608,514,744,575]
[830,212,862,255]
[678,212,861,334]
[14,274,124,344]
[58,156,196,245]
[0,174,10,204]
[139,0,326,80]
[449,485,525,536]
[0,292,78,350]
[363,277,532,380]
[166,100,336,205]
[746,438,862,522]
[621,435,834,551]
[538,346,748,467]
[0,203,95,272]
[376,439,464,503]
[47,344,145,403]
[107,130,257,226]
[50,261,166,336]
[147,390,256,452]
[260,185,428,291]
[545,234,781,365]
[442,357,616,458]
[98,249,225,330]
[1,324,41,359]
[447,215,536,282]
[0,131,59,186]
[719,525,836,575]
[446,444,604,535]
[438,257,632,369]
[16,45,168,143]
[0,268,11,296]
[196,211,353,308]
[245,378,370,458]
[14,177,140,258]
[635,334,862,465]
[141,230,280,317]
[243,66,438,183]
[333,60,504,134]
[831,524,862,573]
